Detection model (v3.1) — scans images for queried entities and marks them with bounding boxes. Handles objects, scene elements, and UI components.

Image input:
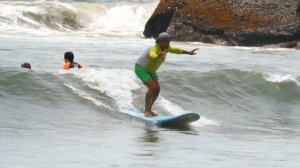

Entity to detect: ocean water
[0,0,300,168]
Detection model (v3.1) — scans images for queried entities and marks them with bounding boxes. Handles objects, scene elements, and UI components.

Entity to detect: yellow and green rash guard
[136,44,183,72]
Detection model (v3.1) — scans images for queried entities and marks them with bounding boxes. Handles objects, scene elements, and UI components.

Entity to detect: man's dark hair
[64,52,74,62]
[21,63,31,69]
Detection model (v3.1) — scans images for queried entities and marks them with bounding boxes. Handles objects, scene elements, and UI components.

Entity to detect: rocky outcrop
[144,0,300,48]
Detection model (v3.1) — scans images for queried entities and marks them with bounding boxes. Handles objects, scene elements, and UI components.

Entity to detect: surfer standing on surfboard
[135,32,198,117]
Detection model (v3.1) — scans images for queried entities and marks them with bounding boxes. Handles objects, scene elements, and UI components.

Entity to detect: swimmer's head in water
[21,63,31,69]
[64,52,74,63]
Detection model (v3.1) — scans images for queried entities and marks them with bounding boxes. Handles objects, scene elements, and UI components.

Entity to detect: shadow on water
[141,127,160,144]
[143,122,200,136]
[139,124,199,146]
[133,124,199,165]
[160,124,193,131]
[160,125,200,135]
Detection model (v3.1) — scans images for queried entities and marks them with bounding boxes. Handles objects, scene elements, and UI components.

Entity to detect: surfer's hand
[189,48,199,55]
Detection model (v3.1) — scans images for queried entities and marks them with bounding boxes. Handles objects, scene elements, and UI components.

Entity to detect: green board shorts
[135,64,158,84]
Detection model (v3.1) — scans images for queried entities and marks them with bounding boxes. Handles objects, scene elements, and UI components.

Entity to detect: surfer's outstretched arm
[183,48,199,55]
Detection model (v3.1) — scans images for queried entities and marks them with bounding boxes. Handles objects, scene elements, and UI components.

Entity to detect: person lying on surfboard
[135,32,198,117]
[63,51,84,70]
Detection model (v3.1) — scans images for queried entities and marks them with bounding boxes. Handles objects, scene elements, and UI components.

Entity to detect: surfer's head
[21,62,31,69]
[64,51,74,63]
[156,32,171,50]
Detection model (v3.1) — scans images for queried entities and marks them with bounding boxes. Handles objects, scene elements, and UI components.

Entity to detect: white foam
[85,4,155,36]
[0,1,156,36]
[263,73,300,87]
[75,68,141,111]
[195,116,220,127]
[156,97,186,115]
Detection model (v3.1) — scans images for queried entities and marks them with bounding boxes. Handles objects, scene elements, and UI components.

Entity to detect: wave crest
[0,0,155,36]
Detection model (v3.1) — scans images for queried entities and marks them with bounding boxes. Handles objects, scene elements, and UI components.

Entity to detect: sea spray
[0,0,156,36]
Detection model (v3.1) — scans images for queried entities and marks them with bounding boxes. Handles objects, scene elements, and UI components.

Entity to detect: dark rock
[143,9,174,38]
[263,40,300,48]
[297,1,300,17]
[144,0,300,48]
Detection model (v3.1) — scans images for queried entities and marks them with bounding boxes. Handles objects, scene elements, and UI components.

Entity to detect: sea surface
[0,0,300,168]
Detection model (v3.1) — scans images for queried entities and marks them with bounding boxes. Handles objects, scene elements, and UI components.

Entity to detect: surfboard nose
[183,113,200,123]
[158,112,200,127]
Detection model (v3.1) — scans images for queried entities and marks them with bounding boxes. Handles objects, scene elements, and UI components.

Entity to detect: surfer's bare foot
[151,111,157,116]
[144,111,152,117]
